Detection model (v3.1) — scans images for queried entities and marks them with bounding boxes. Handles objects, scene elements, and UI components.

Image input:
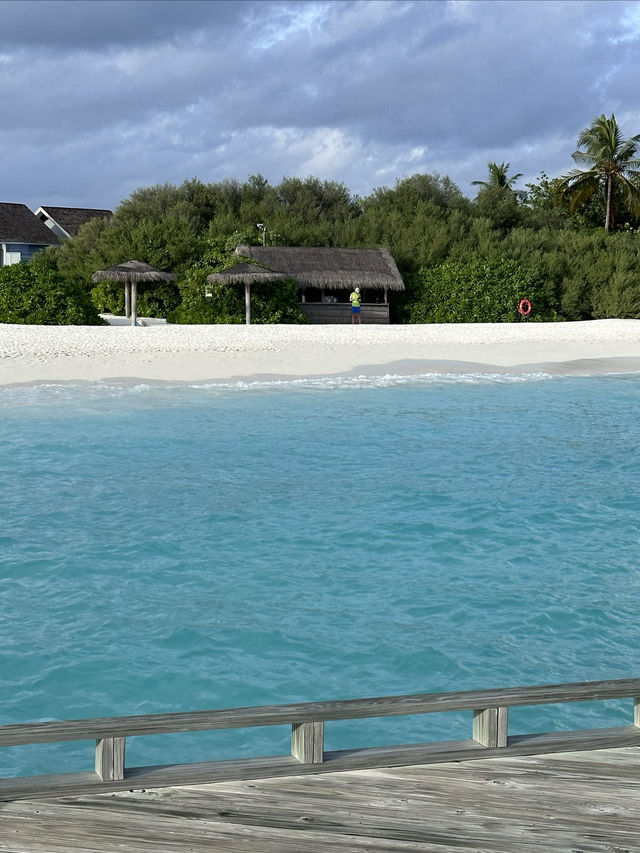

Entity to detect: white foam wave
[0,370,563,407]
[187,371,555,392]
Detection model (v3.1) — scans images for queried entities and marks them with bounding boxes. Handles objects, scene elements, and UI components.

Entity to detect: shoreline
[1,320,640,387]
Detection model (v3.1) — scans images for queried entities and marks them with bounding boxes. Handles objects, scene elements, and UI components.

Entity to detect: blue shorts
[351,306,361,313]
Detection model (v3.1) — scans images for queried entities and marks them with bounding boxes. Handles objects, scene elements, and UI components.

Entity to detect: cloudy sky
[4,0,640,212]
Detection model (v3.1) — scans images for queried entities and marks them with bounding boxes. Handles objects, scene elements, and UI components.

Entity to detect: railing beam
[4,678,640,747]
[473,707,508,748]
[291,721,324,764]
[95,737,126,781]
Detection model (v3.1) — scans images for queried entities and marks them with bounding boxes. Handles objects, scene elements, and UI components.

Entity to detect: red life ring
[519,298,532,317]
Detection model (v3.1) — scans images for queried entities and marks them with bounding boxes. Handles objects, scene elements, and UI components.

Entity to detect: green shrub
[169,268,244,324]
[408,258,560,323]
[0,260,104,325]
[90,280,181,318]
[169,268,306,324]
[249,278,307,324]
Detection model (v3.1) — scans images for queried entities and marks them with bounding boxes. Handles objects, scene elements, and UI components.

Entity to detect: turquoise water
[2,372,640,777]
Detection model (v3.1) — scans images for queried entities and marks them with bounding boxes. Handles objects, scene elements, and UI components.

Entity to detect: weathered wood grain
[94,737,125,781]
[2,747,639,852]
[472,706,508,747]
[291,721,324,764]
[2,677,638,746]
[3,678,639,806]
[2,725,640,801]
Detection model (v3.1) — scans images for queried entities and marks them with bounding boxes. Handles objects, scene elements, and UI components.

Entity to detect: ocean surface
[2,371,640,778]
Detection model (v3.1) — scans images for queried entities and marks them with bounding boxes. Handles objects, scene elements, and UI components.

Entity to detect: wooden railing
[2,677,640,800]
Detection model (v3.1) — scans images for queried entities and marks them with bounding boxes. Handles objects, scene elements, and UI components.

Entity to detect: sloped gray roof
[36,206,112,237]
[0,203,61,245]
[234,246,405,291]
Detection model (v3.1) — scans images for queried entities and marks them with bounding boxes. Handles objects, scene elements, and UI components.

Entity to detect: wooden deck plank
[1,747,639,853]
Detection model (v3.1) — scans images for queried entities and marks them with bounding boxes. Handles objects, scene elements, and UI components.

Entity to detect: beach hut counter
[209,246,406,325]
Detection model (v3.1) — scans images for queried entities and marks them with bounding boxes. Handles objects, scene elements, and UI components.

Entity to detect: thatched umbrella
[92,260,176,326]
[206,263,287,325]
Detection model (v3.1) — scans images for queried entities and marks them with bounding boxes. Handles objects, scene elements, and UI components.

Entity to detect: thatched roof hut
[227,246,404,324]
[234,246,404,292]
[206,247,405,325]
[92,261,176,326]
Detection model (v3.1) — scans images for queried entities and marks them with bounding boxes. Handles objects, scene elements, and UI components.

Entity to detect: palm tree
[472,162,523,191]
[560,113,640,231]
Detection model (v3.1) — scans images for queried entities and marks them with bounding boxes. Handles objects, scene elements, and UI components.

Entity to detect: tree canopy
[0,250,103,325]
[560,113,640,231]
[472,161,523,191]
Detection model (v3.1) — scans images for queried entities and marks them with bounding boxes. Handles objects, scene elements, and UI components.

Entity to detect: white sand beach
[1,320,640,387]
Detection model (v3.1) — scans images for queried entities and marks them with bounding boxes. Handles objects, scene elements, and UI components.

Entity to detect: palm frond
[571,150,597,168]
[616,174,640,213]
[617,138,640,163]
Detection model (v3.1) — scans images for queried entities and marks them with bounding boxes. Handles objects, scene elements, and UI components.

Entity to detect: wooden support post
[95,737,126,781]
[634,698,640,727]
[473,707,508,748]
[124,283,131,318]
[131,282,138,326]
[245,283,251,325]
[291,721,324,764]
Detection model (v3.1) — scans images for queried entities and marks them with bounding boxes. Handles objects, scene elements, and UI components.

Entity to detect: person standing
[349,287,362,324]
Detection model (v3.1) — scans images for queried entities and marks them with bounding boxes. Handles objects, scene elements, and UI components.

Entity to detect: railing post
[95,737,126,781]
[473,707,508,748]
[291,721,324,764]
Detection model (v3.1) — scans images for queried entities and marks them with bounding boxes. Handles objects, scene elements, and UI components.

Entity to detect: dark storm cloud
[3,0,640,209]
[0,0,248,48]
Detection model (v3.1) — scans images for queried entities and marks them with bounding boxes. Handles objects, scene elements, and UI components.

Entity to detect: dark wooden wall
[300,303,390,324]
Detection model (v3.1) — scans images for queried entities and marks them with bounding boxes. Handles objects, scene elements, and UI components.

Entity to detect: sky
[4,0,640,212]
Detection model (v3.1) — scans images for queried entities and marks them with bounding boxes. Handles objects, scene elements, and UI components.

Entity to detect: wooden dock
[2,678,640,851]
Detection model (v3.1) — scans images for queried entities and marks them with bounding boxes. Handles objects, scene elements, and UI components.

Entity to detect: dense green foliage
[8,112,640,325]
[169,268,305,324]
[408,259,558,323]
[0,251,103,325]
